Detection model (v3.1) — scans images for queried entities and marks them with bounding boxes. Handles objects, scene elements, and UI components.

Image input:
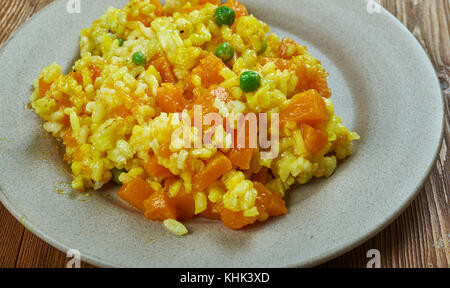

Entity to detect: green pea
[132,51,147,66]
[257,38,267,55]
[215,42,235,62]
[214,6,236,26]
[118,38,124,47]
[111,168,126,185]
[240,71,262,92]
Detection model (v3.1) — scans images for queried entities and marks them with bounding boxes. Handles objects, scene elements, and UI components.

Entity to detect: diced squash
[151,0,164,16]
[254,181,287,217]
[161,176,196,220]
[278,38,299,59]
[191,87,218,114]
[220,208,257,229]
[156,83,184,113]
[118,176,155,211]
[199,0,221,4]
[88,65,102,83]
[68,71,83,85]
[127,3,163,28]
[262,57,291,71]
[110,106,131,118]
[72,148,84,162]
[210,86,232,103]
[150,54,176,84]
[262,58,331,98]
[223,0,248,18]
[199,202,223,220]
[58,93,72,108]
[251,167,269,184]
[38,77,52,96]
[280,89,328,126]
[144,154,172,179]
[61,114,71,126]
[293,60,331,98]
[186,87,226,121]
[144,190,177,221]
[300,123,328,153]
[193,152,232,192]
[133,14,151,27]
[191,53,224,88]
[157,141,171,158]
[62,130,78,147]
[227,148,253,170]
[173,192,196,220]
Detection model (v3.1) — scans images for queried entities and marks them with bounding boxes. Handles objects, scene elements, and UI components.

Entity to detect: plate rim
[0,0,444,268]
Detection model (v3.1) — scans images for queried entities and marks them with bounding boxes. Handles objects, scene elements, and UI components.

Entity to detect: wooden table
[0,0,448,268]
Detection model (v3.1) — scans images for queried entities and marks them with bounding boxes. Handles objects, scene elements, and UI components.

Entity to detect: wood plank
[321,0,449,268]
[0,205,24,267]
[15,229,94,268]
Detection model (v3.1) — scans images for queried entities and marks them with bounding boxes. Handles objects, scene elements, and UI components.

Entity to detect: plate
[0,0,443,267]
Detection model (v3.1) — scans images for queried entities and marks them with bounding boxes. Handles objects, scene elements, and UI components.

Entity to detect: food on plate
[30,0,359,234]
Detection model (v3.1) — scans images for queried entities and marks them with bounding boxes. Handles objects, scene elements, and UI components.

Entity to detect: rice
[30,0,359,233]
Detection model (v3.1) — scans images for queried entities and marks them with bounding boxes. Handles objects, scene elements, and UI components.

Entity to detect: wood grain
[0,0,448,268]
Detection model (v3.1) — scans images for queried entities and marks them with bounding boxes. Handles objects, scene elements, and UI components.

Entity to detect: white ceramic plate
[0,0,443,267]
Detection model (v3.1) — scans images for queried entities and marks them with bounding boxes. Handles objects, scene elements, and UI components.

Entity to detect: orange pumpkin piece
[72,148,84,162]
[173,192,196,220]
[227,148,253,170]
[210,86,232,103]
[254,181,287,217]
[61,114,71,126]
[68,71,83,85]
[118,176,155,211]
[279,38,300,59]
[262,57,331,98]
[187,87,221,117]
[62,130,78,147]
[280,89,328,126]
[110,106,131,118]
[200,202,223,220]
[223,0,248,18]
[251,167,269,184]
[150,54,177,84]
[220,208,257,230]
[156,83,185,113]
[192,87,216,112]
[57,93,72,108]
[262,57,291,72]
[192,152,232,192]
[144,154,172,179]
[144,190,177,221]
[38,77,52,96]
[300,123,328,154]
[128,1,164,28]
[293,60,331,98]
[127,0,163,26]
[88,65,102,84]
[161,177,195,220]
[157,141,172,158]
[199,0,221,5]
[151,0,164,16]
[191,53,224,88]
